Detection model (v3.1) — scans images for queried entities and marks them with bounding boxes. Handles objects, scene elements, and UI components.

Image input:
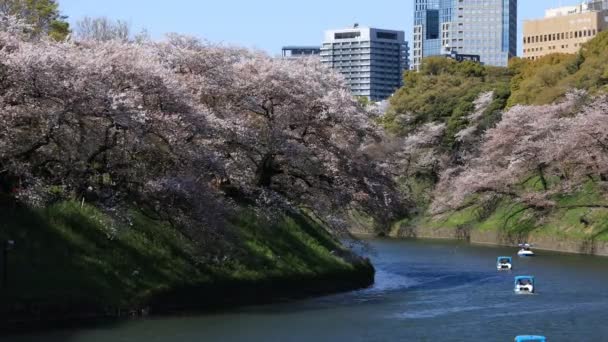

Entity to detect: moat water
[7,238,608,341]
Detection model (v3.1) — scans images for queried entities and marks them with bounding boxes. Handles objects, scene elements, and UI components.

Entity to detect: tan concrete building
[523,1,608,60]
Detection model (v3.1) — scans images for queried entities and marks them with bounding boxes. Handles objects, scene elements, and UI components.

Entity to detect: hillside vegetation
[377,58,513,213]
[384,31,608,247]
[509,31,608,106]
[383,57,512,147]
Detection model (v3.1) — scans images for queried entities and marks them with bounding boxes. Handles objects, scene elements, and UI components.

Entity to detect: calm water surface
[6,238,608,341]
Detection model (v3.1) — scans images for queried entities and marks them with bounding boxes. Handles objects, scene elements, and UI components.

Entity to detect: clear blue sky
[58,0,584,56]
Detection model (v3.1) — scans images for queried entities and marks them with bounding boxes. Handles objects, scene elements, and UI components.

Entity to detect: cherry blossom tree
[233,59,398,225]
[0,29,230,244]
[377,122,448,212]
[0,26,404,237]
[432,91,608,214]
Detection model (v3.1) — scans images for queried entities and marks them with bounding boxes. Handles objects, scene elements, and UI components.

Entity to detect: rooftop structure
[445,51,480,63]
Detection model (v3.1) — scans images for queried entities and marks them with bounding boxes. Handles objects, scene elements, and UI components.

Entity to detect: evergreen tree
[0,0,69,41]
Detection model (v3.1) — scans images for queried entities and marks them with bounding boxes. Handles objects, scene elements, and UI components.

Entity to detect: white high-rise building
[320,25,409,101]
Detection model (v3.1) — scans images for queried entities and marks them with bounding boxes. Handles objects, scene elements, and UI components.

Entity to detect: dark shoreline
[0,260,374,335]
[387,224,608,257]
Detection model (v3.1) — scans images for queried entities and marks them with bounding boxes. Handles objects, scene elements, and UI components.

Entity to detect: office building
[281,46,321,58]
[523,1,608,60]
[320,25,409,101]
[413,0,517,70]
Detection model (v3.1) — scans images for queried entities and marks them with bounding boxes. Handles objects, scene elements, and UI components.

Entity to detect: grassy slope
[413,182,608,243]
[0,200,372,325]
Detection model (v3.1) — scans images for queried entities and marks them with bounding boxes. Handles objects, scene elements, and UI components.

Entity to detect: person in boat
[515,276,535,293]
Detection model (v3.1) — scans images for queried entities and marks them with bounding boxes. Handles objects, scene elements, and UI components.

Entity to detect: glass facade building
[320,26,409,101]
[413,0,517,69]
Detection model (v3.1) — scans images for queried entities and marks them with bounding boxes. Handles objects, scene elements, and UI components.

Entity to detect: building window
[335,32,361,39]
[377,32,398,40]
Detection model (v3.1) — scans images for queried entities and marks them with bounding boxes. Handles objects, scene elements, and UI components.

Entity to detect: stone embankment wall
[390,224,608,256]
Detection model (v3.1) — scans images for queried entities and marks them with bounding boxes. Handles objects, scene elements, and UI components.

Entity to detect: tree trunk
[538,164,548,191]
[256,154,276,187]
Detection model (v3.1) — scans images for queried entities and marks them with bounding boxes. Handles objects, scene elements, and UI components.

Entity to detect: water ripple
[393,305,487,319]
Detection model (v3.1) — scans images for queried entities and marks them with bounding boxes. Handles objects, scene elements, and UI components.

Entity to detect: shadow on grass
[229,210,351,276]
[0,201,373,333]
[0,201,208,331]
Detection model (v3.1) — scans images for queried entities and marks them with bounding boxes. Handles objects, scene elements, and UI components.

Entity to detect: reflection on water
[6,238,608,342]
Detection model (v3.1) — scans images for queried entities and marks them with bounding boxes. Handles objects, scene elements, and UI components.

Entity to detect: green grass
[226,210,353,279]
[422,205,479,230]
[0,200,369,317]
[418,181,608,242]
[0,201,207,308]
[346,210,378,234]
[544,183,608,241]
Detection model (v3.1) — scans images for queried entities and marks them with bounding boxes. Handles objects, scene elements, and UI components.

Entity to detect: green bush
[384,57,512,146]
[508,31,608,106]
